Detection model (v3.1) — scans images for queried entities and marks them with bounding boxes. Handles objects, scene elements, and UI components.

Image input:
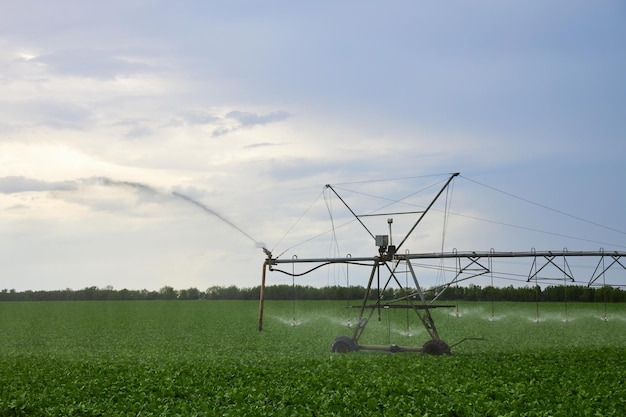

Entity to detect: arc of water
[172,191,265,249]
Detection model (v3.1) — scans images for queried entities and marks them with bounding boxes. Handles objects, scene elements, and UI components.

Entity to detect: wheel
[421,338,451,355]
[330,336,359,353]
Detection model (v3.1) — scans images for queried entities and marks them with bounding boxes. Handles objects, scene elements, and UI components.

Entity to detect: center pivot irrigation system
[257,173,626,355]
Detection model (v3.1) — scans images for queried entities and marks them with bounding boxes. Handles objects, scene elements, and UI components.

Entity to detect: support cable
[325,184,375,240]
[436,179,454,289]
[272,189,324,255]
[396,173,459,252]
[274,218,357,260]
[324,187,342,289]
[333,172,455,186]
[331,180,443,215]
[444,210,626,249]
[460,175,626,236]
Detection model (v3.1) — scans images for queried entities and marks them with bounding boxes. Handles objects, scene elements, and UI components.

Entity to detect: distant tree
[179,287,202,300]
[1,283,624,302]
[159,286,177,300]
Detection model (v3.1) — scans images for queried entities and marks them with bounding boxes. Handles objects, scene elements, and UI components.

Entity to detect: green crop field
[1,300,625,416]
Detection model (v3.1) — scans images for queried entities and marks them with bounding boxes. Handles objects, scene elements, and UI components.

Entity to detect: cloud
[32,48,155,79]
[185,111,221,125]
[124,125,154,139]
[243,142,279,149]
[26,100,94,129]
[225,110,291,127]
[0,176,165,214]
[0,1,624,292]
[212,110,291,137]
[0,176,77,194]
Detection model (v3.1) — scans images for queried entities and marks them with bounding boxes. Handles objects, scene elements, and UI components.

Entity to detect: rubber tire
[422,338,451,355]
[330,336,359,353]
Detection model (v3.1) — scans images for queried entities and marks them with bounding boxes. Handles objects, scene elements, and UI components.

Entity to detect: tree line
[1,284,624,302]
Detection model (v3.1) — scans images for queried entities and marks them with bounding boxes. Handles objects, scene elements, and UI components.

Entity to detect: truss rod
[357,210,424,217]
[325,184,375,240]
[397,250,626,260]
[396,172,459,252]
[269,250,626,265]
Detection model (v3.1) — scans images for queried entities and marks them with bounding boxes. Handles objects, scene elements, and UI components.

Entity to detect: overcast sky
[1,1,625,292]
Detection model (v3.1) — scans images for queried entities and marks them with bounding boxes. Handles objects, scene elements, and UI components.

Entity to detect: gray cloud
[124,125,154,139]
[0,176,176,216]
[0,176,160,203]
[210,127,232,137]
[33,48,154,79]
[185,111,220,125]
[212,110,291,137]
[225,110,290,127]
[0,176,77,194]
[243,142,279,149]
[1,100,94,131]
[109,118,154,139]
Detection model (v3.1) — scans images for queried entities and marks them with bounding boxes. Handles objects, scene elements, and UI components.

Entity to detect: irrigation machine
[257,173,626,355]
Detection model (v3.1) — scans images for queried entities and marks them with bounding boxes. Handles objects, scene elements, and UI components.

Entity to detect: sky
[1,1,625,292]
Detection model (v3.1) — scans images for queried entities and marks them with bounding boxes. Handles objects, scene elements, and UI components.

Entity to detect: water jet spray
[172,191,264,249]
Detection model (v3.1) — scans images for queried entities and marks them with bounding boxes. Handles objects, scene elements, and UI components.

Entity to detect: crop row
[2,348,624,416]
[1,300,625,416]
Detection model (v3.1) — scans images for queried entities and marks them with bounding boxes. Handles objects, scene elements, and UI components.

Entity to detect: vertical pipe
[353,262,378,341]
[532,248,540,323]
[563,248,569,323]
[454,249,460,318]
[405,249,410,336]
[601,248,607,321]
[258,261,268,331]
[377,264,381,321]
[346,254,352,328]
[405,259,438,340]
[292,255,297,326]
[489,248,495,322]
[386,305,391,343]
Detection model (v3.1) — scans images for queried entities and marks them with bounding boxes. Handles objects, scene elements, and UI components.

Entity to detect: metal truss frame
[257,172,626,354]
